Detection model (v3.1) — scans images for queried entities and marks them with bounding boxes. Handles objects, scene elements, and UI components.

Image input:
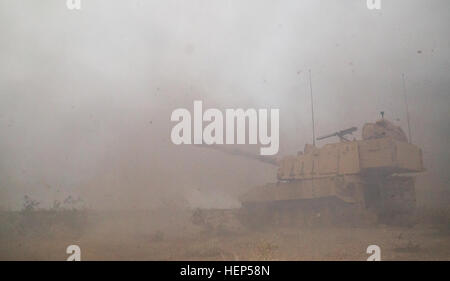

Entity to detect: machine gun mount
[316,126,357,142]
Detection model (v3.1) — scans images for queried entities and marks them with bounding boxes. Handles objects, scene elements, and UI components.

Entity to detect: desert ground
[1,205,449,261]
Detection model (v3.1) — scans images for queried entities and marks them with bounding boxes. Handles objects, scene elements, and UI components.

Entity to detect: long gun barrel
[317,126,357,141]
[194,144,278,166]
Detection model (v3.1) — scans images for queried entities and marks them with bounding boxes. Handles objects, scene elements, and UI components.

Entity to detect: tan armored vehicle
[193,117,424,229]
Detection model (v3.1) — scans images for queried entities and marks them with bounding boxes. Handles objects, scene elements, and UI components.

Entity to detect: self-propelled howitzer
[193,118,424,229]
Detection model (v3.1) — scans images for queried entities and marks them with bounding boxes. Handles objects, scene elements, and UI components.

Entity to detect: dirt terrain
[1,207,449,261]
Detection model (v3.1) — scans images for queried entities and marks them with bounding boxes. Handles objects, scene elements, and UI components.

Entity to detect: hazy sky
[0,0,449,209]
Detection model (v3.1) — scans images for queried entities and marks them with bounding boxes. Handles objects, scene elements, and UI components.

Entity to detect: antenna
[309,69,316,146]
[402,73,412,143]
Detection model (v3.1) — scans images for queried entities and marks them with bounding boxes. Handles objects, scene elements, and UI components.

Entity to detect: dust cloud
[0,0,449,260]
